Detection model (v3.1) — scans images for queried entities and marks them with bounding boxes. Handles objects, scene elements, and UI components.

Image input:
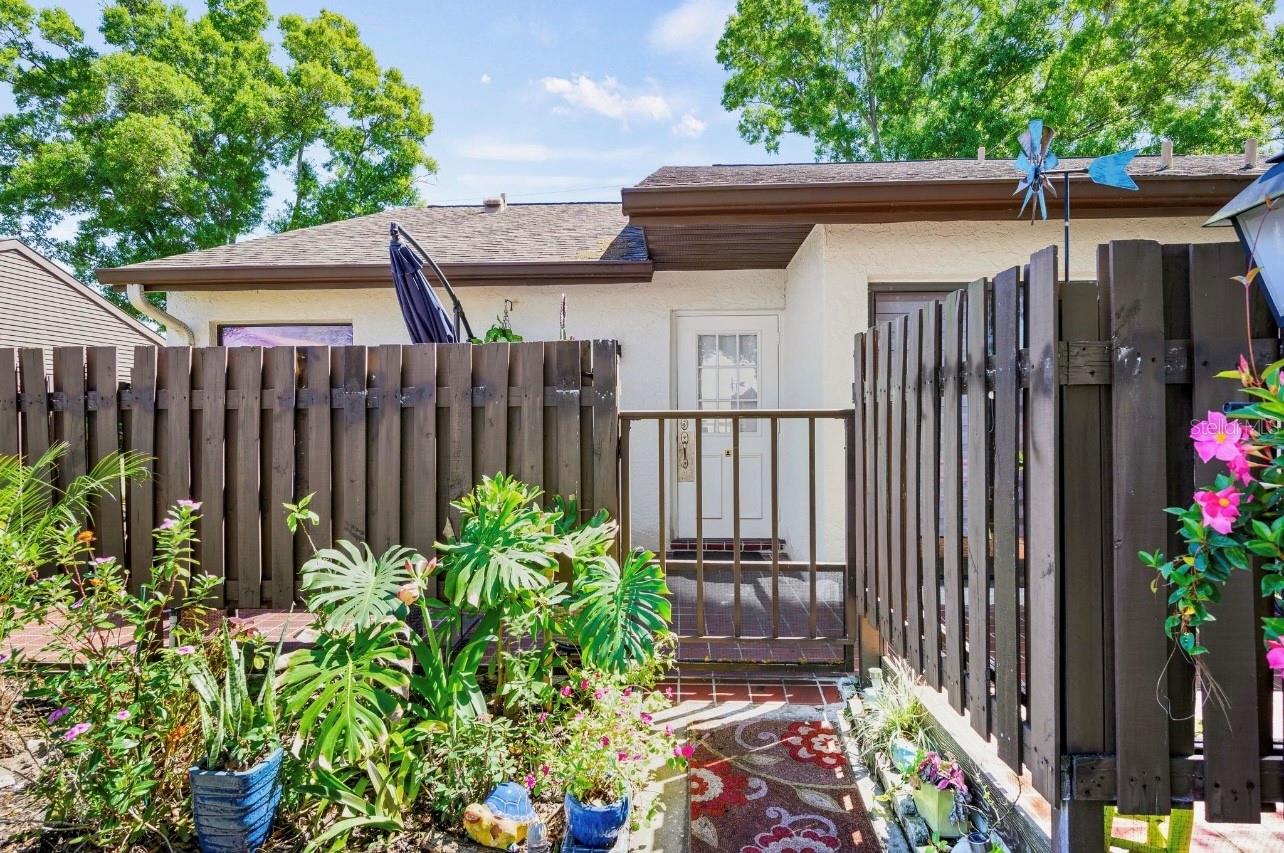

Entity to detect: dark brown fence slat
[509,342,544,488]
[965,277,991,738]
[889,316,907,656]
[191,348,226,606]
[876,323,892,644]
[1189,241,1263,823]
[1108,240,1172,815]
[126,347,156,593]
[52,347,87,491]
[1025,248,1061,801]
[547,342,582,504]
[903,312,923,671]
[863,331,879,626]
[226,347,262,608]
[940,291,966,712]
[991,266,1021,771]
[438,345,472,531]
[400,345,437,567]
[366,345,402,554]
[852,333,868,627]
[85,347,124,561]
[591,341,619,525]
[0,349,15,457]
[472,343,509,481]
[262,347,297,608]
[919,304,942,689]
[297,346,333,560]
[19,348,49,465]
[332,346,368,544]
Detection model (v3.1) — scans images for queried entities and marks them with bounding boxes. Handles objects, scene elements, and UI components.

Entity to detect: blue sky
[4,0,816,212]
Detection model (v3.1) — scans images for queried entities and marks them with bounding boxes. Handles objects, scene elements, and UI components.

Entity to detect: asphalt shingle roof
[109,202,646,272]
[637,154,1264,188]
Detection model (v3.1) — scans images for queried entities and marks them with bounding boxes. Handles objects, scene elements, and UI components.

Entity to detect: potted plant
[186,627,283,853]
[912,751,970,839]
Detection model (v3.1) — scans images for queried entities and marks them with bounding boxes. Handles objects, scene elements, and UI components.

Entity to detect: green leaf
[300,541,416,631]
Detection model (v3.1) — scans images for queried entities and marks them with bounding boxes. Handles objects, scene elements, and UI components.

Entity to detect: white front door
[674,314,779,540]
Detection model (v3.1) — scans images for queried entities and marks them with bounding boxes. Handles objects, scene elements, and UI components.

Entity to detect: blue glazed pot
[189,747,283,853]
[564,791,629,849]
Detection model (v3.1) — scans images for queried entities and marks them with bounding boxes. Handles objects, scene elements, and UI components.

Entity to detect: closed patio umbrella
[388,221,474,343]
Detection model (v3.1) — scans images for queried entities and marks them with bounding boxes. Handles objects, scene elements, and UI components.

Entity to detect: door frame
[667,309,782,541]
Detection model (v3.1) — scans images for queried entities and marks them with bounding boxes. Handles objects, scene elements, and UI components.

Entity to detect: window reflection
[218,325,354,347]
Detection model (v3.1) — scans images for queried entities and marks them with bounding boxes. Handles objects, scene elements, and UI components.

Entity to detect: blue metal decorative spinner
[1012,119,1139,279]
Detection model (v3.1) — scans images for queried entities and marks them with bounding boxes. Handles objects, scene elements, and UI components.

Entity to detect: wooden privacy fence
[0,341,619,608]
[853,241,1284,848]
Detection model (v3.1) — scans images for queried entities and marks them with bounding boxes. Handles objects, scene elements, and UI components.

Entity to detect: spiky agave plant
[188,627,282,771]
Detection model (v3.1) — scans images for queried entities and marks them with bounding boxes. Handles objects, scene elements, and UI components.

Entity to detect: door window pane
[218,324,353,347]
[697,331,760,433]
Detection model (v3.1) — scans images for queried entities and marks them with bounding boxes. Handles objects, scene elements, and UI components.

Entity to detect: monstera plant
[299,541,416,631]
[570,548,671,674]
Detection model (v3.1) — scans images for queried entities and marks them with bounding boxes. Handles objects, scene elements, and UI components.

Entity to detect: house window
[697,332,759,433]
[217,324,353,347]
[869,285,964,325]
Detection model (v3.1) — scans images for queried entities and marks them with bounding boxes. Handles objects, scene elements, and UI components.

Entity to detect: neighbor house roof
[624,154,1265,269]
[0,240,162,370]
[97,202,652,291]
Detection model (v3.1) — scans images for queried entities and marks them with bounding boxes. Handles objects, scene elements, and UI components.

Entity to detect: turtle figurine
[462,782,538,851]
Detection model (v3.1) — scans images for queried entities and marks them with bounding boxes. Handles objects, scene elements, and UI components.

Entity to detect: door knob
[676,419,694,482]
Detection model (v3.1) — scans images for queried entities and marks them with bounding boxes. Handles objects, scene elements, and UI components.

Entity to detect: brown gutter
[620,175,1256,226]
[97,259,655,291]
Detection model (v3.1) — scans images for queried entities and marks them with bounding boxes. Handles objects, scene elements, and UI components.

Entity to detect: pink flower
[176,645,196,656]
[622,687,632,697]
[115,710,131,721]
[71,598,85,609]
[617,751,629,762]
[177,499,202,511]
[523,774,536,790]
[91,556,112,566]
[1190,411,1247,464]
[664,724,673,737]
[0,651,9,665]
[47,707,70,724]
[599,736,610,747]
[640,712,653,724]
[579,678,590,692]
[663,686,674,700]
[674,743,694,759]
[63,722,91,741]
[158,518,176,530]
[593,688,605,700]
[537,712,549,723]
[1227,454,1255,484]
[560,685,572,697]
[395,582,420,606]
[1194,486,1241,534]
[540,763,550,776]
[1267,640,1284,677]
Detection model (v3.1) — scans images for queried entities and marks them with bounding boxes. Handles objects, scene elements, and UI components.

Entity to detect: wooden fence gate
[854,241,1284,849]
[0,341,619,607]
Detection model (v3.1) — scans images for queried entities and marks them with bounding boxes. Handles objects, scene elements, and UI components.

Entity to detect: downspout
[127,284,194,345]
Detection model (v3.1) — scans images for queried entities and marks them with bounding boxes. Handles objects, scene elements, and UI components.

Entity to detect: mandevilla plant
[1141,356,1284,678]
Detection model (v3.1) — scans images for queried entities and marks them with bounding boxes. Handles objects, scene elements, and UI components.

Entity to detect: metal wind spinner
[1012,119,1140,277]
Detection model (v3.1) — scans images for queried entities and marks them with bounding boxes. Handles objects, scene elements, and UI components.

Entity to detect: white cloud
[671,112,707,138]
[479,73,492,84]
[540,75,672,124]
[647,0,733,58]
[457,138,649,163]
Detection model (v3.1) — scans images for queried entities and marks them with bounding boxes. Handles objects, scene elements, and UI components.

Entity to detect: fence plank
[438,345,472,532]
[965,277,991,738]
[52,347,87,491]
[548,342,582,504]
[0,349,15,457]
[226,347,263,608]
[889,316,908,656]
[876,323,892,644]
[191,348,226,606]
[1025,248,1061,801]
[297,346,333,561]
[332,346,367,544]
[155,348,192,530]
[85,347,124,561]
[1108,240,1172,815]
[19,348,49,465]
[126,347,156,593]
[508,342,544,488]
[591,341,620,525]
[940,291,966,712]
[1189,241,1263,823]
[863,331,879,626]
[991,266,1021,771]
[262,347,297,608]
[473,343,510,482]
[366,345,402,553]
[919,304,942,689]
[852,333,868,626]
[400,345,437,568]
[903,312,923,671]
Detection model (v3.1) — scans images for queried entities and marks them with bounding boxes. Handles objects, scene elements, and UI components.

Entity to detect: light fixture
[1206,152,1284,325]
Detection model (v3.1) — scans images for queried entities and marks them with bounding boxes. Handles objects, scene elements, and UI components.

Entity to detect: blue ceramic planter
[189,747,283,853]
[563,791,629,850]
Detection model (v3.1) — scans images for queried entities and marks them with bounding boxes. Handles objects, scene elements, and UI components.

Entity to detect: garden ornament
[462,782,538,850]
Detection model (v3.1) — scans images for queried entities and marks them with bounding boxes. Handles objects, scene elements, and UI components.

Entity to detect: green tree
[0,0,435,280]
[717,0,1280,162]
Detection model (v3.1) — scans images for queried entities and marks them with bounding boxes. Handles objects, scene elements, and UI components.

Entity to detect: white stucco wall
[163,213,1235,561]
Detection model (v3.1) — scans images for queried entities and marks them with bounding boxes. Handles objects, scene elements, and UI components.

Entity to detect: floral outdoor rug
[688,717,879,852]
